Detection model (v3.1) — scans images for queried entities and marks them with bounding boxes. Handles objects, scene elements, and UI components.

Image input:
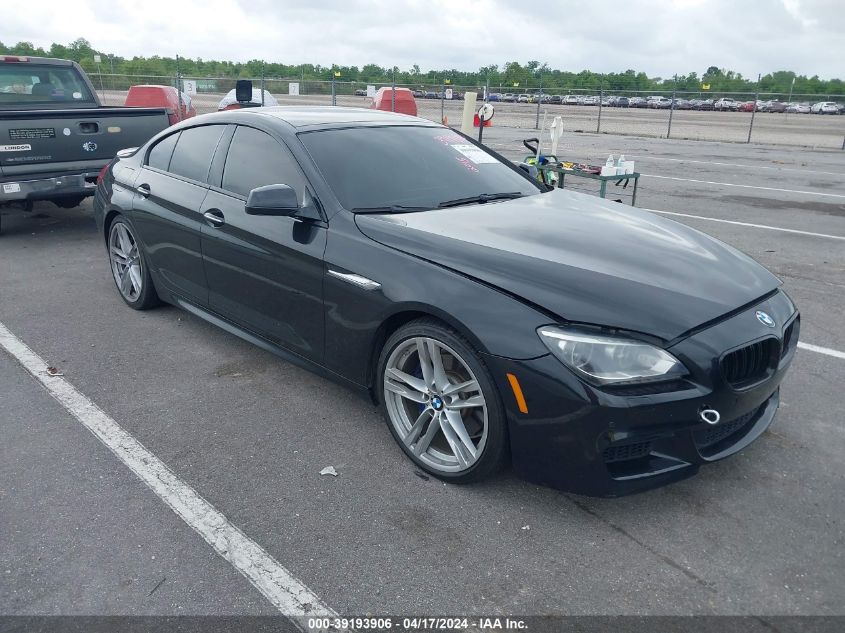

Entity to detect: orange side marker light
[506,373,529,414]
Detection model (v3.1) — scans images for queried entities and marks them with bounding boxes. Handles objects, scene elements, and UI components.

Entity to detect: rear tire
[377,318,509,483]
[107,216,159,310]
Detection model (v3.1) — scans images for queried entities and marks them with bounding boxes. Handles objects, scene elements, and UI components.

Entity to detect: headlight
[538,326,687,386]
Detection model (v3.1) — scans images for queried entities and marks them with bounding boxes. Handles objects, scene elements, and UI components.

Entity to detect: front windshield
[299,126,541,211]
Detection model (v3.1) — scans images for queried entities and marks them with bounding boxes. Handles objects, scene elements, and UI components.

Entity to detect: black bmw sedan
[93,107,799,496]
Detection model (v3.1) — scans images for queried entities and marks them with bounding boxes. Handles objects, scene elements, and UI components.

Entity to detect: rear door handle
[203,209,225,227]
[136,183,151,198]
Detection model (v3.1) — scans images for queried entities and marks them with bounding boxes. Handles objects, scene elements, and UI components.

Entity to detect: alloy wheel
[383,336,488,474]
[109,222,143,302]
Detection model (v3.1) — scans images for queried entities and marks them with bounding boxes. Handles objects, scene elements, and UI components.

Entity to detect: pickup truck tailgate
[0,107,169,177]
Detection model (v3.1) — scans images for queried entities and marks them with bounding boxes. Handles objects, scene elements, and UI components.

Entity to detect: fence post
[596,77,603,134]
[331,74,336,106]
[667,75,677,138]
[260,62,265,106]
[535,74,542,130]
[391,67,396,112]
[441,78,445,122]
[175,54,183,117]
[747,73,761,144]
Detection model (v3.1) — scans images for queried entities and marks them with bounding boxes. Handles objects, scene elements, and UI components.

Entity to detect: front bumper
[486,291,799,497]
[0,171,101,204]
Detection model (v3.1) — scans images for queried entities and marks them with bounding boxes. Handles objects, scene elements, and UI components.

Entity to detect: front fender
[323,212,552,387]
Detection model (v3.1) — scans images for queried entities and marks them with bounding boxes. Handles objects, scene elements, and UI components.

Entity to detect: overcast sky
[4,0,843,79]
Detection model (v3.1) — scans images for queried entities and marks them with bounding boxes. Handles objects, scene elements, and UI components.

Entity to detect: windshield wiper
[437,192,524,208]
[350,205,431,214]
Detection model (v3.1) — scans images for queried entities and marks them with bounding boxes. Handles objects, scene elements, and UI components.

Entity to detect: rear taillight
[96,165,109,185]
[1,55,29,62]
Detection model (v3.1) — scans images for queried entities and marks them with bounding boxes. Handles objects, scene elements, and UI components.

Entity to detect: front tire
[107,216,159,310]
[377,318,508,483]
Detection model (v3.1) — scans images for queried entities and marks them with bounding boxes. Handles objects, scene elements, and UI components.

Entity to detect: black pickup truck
[0,55,170,229]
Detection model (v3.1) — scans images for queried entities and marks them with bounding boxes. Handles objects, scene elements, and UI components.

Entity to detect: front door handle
[203,209,225,227]
[136,183,151,198]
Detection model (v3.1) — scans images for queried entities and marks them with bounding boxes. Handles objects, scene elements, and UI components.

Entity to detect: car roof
[0,55,74,66]
[243,106,439,130]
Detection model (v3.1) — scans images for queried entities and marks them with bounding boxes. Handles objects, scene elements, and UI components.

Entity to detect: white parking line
[798,342,845,360]
[631,155,845,178]
[648,209,845,241]
[641,173,845,199]
[0,321,335,618]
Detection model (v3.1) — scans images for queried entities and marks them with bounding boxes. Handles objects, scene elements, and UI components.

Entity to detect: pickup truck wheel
[52,195,86,209]
[108,217,159,310]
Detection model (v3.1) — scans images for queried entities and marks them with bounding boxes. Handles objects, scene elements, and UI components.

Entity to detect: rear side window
[168,125,226,183]
[0,64,95,106]
[221,126,305,199]
[147,132,180,172]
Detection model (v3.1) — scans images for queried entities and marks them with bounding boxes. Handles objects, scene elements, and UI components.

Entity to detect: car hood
[354,189,780,341]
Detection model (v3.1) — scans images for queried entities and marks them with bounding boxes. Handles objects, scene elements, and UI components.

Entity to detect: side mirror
[245,184,299,216]
[235,79,253,103]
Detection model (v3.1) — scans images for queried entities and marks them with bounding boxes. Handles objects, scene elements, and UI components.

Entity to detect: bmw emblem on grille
[756,311,775,328]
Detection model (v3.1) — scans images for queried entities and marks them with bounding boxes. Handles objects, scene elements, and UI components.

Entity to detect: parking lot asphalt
[1,130,843,616]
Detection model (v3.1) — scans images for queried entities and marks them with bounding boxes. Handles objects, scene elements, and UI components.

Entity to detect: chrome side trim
[327,269,381,291]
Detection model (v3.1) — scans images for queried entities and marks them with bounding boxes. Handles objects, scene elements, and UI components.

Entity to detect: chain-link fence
[88,73,845,150]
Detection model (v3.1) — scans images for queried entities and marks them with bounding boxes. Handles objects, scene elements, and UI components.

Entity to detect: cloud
[2,0,843,79]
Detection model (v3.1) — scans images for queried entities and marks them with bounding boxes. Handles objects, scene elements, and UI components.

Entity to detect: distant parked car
[423,91,439,99]
[629,97,648,108]
[672,98,691,110]
[370,87,417,116]
[738,101,756,112]
[125,85,196,125]
[582,95,599,106]
[486,93,500,102]
[217,88,279,111]
[548,94,562,104]
[517,94,531,103]
[786,102,811,114]
[615,96,629,107]
[354,89,367,97]
[766,101,787,113]
[811,101,839,114]
[714,98,739,111]
[562,95,578,105]
[412,89,424,98]
[648,96,671,109]
[502,93,516,102]
[698,99,715,111]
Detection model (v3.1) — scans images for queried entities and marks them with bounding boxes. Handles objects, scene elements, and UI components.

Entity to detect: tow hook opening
[699,407,721,425]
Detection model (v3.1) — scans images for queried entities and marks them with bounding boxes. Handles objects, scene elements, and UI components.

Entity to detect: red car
[370,87,417,117]
[738,101,756,112]
[125,85,196,126]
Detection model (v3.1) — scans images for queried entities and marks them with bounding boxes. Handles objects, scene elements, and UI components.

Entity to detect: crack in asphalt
[566,496,718,594]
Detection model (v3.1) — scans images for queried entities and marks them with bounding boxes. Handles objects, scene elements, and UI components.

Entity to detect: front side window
[221,126,305,200]
[168,125,226,183]
[300,126,540,211]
